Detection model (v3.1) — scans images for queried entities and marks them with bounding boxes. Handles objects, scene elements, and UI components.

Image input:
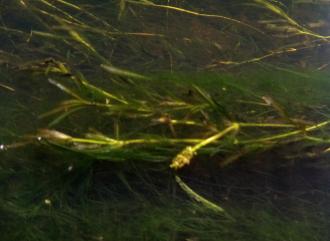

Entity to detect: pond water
[1,1,330,240]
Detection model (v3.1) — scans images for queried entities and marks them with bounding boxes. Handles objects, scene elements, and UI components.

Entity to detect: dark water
[1,1,330,240]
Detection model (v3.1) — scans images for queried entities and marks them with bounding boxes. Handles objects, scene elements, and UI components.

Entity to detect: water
[1,1,330,240]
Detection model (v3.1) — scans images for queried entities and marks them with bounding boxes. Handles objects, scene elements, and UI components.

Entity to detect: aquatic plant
[1,0,330,240]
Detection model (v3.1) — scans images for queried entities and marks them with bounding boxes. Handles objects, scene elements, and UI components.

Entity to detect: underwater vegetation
[1,0,330,240]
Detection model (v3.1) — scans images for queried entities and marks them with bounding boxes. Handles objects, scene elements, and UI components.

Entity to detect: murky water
[1,1,330,240]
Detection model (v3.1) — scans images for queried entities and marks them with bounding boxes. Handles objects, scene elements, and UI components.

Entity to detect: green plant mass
[1,0,330,240]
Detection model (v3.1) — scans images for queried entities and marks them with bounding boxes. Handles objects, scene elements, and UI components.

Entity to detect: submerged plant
[1,0,330,240]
